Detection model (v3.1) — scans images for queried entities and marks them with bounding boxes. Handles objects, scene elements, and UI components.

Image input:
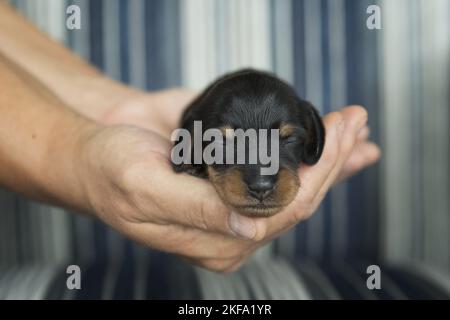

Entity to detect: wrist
[65,75,142,123]
[41,112,102,214]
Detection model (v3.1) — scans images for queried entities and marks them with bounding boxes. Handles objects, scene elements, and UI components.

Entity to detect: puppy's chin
[232,204,284,218]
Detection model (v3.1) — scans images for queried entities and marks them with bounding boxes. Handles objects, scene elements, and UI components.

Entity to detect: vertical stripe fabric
[1,0,449,299]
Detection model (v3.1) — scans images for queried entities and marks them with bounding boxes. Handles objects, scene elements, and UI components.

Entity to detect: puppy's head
[173,70,325,217]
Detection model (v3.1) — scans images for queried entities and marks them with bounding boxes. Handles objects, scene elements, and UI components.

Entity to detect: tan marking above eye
[279,123,297,138]
[219,125,234,140]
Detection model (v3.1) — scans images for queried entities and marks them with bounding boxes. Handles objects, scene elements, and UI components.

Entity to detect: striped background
[0,0,449,299]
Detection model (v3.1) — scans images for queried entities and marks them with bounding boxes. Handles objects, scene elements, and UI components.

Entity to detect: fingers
[312,106,368,204]
[335,141,381,183]
[123,218,254,263]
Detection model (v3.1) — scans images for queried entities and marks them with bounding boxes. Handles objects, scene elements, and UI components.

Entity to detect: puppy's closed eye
[173,69,325,217]
[280,124,307,145]
[282,135,301,147]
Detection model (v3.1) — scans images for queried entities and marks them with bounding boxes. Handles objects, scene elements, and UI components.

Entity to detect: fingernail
[228,211,256,239]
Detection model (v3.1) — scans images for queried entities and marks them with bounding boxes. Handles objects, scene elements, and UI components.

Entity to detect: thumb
[147,167,262,240]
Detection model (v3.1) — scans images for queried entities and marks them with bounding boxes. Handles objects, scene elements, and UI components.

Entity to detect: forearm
[0,53,97,213]
[0,2,136,121]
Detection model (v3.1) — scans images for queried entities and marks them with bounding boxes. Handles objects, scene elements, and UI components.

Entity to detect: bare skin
[0,3,380,272]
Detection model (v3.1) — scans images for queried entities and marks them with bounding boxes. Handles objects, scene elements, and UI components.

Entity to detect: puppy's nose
[247,177,275,201]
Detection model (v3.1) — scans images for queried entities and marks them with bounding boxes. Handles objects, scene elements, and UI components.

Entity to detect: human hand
[76,90,380,272]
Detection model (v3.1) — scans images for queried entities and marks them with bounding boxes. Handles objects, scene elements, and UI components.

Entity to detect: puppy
[172,69,325,217]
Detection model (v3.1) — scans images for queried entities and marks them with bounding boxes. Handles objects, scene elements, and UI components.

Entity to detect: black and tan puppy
[172,69,325,217]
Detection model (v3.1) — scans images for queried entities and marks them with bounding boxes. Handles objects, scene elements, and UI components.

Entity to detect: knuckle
[340,135,355,154]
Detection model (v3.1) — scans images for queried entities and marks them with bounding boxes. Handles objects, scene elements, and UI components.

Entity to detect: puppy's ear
[299,100,325,165]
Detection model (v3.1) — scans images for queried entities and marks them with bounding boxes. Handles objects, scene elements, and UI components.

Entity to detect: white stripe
[47,0,68,43]
[380,0,414,263]
[272,0,294,82]
[181,0,217,89]
[248,0,272,71]
[215,0,229,74]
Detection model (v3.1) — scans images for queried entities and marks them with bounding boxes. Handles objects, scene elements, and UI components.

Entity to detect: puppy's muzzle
[244,173,276,202]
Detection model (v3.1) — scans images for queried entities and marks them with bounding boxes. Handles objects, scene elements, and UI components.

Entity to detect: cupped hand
[77,88,380,272]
